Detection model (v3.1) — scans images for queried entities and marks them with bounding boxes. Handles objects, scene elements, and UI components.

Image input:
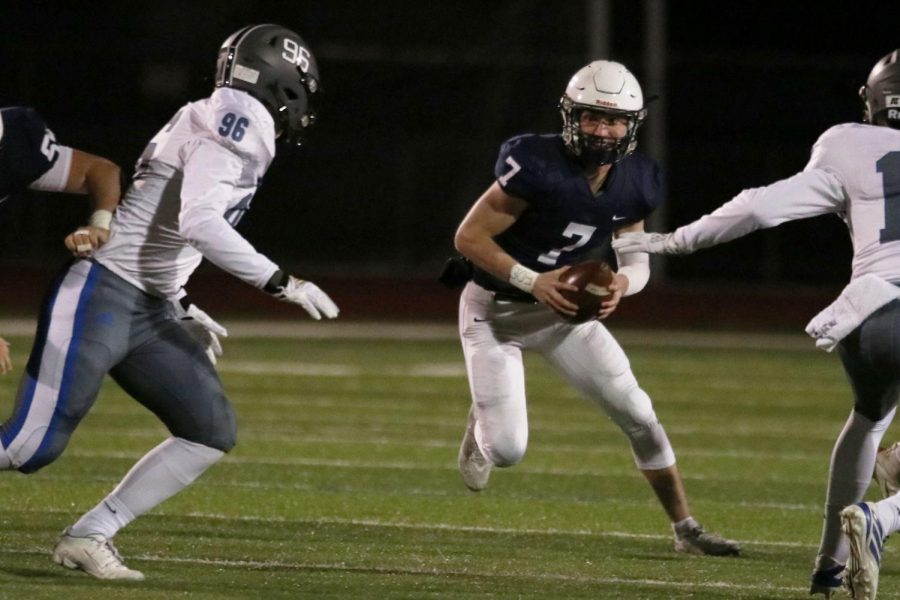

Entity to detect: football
[557,260,615,323]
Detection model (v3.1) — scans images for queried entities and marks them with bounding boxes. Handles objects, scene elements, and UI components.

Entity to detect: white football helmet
[559,60,647,165]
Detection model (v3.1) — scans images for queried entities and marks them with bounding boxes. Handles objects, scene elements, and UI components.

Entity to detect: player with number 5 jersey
[0,24,338,582]
[612,50,900,599]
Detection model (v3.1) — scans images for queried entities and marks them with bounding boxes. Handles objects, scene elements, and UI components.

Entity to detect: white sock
[875,494,900,536]
[672,516,699,535]
[69,437,224,539]
[68,494,135,539]
[816,408,895,568]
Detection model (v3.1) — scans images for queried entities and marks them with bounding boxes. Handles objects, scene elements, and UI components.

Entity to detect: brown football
[557,260,615,323]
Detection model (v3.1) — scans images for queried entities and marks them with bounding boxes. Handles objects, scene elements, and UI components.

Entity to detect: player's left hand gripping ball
[274,276,340,320]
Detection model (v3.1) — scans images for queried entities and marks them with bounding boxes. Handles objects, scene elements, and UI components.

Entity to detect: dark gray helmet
[859,49,900,129]
[215,24,320,146]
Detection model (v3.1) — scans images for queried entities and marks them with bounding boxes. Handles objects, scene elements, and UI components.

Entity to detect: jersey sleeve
[494,136,553,205]
[803,125,852,189]
[28,145,73,192]
[178,138,279,289]
[0,107,61,192]
[671,168,847,251]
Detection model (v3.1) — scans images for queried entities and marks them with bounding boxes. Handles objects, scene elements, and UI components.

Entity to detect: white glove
[170,300,228,364]
[611,232,686,255]
[273,276,340,320]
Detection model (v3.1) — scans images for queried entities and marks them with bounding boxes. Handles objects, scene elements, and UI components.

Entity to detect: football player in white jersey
[0,106,122,372]
[0,24,338,581]
[613,50,900,599]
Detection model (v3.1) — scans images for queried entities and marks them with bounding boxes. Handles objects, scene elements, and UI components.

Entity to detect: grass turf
[0,325,894,599]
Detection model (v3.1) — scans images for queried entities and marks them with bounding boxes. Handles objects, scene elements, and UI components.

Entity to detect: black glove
[438,255,474,289]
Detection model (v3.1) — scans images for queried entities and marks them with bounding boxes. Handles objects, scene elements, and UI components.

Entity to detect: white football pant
[459,282,675,471]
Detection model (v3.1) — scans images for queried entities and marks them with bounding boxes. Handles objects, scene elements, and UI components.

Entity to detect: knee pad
[184,399,237,453]
[14,426,71,474]
[599,371,675,470]
[626,419,676,470]
[477,420,527,468]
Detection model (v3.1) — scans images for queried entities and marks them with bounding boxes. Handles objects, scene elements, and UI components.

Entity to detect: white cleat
[841,502,884,600]
[673,523,741,556]
[458,405,492,491]
[52,528,144,581]
[873,442,900,497]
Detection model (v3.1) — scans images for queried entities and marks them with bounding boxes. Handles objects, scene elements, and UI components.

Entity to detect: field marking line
[0,544,817,594]
[0,318,815,350]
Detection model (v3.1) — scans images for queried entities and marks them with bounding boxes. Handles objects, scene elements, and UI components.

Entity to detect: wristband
[509,263,538,293]
[89,209,113,230]
[263,269,290,294]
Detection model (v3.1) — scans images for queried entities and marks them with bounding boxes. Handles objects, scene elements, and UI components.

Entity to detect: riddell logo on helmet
[595,100,617,107]
[887,95,900,107]
[889,109,900,119]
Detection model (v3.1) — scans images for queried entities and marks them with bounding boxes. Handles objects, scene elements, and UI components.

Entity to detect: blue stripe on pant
[21,263,101,472]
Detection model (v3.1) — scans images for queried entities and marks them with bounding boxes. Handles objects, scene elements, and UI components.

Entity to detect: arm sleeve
[671,168,847,252]
[614,249,650,296]
[178,138,280,289]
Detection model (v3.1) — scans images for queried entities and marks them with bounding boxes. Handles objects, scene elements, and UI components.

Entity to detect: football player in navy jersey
[613,50,900,598]
[0,106,122,371]
[0,25,338,581]
[453,60,740,556]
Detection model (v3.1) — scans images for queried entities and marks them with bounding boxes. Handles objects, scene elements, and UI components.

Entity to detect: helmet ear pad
[269,79,315,144]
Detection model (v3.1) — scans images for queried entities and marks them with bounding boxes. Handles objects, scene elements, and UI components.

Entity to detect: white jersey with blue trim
[95,87,280,298]
[672,123,900,283]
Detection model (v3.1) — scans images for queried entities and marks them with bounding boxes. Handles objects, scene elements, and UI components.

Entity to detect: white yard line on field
[0,542,817,595]
[0,318,815,350]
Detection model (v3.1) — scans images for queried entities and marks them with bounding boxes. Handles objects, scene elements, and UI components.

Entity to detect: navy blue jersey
[473,133,663,292]
[0,107,60,200]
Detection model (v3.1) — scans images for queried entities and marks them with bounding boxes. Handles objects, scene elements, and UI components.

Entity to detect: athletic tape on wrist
[88,209,113,230]
[509,263,538,293]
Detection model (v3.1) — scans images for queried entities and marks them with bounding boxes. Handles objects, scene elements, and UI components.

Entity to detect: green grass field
[0,321,895,599]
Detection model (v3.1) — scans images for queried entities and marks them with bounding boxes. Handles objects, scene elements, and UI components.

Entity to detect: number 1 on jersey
[879,151,900,243]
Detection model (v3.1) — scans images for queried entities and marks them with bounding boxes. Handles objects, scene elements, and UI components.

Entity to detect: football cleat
[52,528,144,581]
[840,502,884,600]
[673,524,741,556]
[873,442,900,497]
[458,405,492,491]
[809,564,844,598]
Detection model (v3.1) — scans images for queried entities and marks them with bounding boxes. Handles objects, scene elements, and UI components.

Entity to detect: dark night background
[0,1,896,319]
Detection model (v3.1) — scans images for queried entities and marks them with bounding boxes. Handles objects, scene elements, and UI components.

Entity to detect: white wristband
[509,263,538,293]
[89,209,113,230]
